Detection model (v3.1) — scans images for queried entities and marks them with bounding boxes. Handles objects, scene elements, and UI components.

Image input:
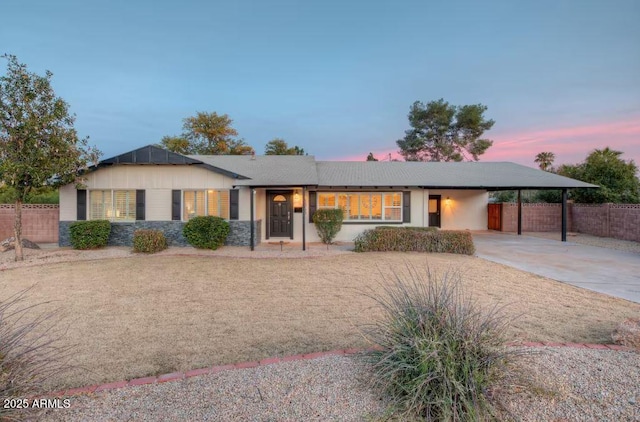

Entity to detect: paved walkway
[473,232,640,304]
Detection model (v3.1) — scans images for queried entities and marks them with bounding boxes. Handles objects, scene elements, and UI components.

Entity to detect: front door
[268,191,292,238]
[428,195,441,228]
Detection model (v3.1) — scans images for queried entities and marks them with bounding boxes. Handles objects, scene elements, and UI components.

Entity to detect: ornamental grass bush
[354,227,475,254]
[0,288,72,421]
[362,266,513,421]
[132,229,168,253]
[69,220,111,249]
[182,216,230,249]
[312,208,344,244]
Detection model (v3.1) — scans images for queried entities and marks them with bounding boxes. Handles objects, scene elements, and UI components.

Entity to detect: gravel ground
[495,347,640,422]
[37,348,640,422]
[40,355,388,422]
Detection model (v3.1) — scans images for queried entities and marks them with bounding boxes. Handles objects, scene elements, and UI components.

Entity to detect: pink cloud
[485,118,640,167]
[330,117,640,168]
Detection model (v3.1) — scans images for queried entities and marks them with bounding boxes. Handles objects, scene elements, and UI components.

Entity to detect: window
[90,190,136,221]
[183,190,230,221]
[318,192,403,222]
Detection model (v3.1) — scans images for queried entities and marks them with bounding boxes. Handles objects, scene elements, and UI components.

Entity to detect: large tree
[397,99,495,162]
[557,147,639,203]
[161,111,254,155]
[159,135,191,155]
[264,138,306,155]
[0,55,100,261]
[366,152,378,161]
[534,151,555,171]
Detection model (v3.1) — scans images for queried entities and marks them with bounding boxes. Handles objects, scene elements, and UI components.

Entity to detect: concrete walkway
[473,232,640,304]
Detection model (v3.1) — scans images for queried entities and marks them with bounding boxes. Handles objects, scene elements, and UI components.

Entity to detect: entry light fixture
[293,191,303,208]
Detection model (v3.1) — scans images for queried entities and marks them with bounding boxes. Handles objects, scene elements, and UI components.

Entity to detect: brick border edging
[45,348,362,398]
[45,343,632,398]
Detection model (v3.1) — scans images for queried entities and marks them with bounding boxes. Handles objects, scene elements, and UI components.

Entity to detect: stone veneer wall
[59,220,262,247]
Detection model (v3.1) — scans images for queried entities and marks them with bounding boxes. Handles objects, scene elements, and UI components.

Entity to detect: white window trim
[317,192,403,222]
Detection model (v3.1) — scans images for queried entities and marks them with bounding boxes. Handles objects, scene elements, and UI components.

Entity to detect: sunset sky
[2,0,639,168]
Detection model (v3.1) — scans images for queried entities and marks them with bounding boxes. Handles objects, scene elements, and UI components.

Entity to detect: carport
[482,168,597,241]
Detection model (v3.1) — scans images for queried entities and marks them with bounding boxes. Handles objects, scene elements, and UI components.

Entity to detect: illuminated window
[183,190,230,221]
[90,190,135,221]
[318,192,403,222]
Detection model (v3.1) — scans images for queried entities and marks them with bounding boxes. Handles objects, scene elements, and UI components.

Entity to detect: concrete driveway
[473,232,640,304]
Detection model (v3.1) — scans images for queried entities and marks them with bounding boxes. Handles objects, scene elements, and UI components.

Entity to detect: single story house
[58,145,596,249]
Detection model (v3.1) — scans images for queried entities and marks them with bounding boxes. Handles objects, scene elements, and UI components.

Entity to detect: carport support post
[517,190,522,235]
[302,187,306,251]
[250,188,255,251]
[561,189,567,242]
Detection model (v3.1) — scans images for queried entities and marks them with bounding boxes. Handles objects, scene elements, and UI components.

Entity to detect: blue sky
[2,0,639,167]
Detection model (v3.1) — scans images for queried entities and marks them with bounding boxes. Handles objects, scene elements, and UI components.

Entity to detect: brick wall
[572,204,640,241]
[501,203,563,232]
[499,203,640,242]
[0,204,59,243]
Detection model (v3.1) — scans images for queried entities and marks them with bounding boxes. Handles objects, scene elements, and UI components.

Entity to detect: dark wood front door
[428,195,441,228]
[268,192,292,238]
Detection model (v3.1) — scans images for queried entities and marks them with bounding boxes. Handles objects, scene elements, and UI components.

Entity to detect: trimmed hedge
[354,227,475,255]
[183,216,230,249]
[133,229,168,253]
[69,220,111,249]
[312,208,344,244]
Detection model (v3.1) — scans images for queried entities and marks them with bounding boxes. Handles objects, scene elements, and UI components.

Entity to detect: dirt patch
[2,251,638,391]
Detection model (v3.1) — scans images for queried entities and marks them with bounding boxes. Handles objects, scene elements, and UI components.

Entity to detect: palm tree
[535,152,555,171]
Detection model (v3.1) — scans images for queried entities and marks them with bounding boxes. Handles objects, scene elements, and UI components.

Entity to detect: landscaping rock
[0,237,41,252]
[612,318,640,350]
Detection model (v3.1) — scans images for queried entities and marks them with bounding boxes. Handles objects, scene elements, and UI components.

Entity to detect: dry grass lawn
[2,251,639,391]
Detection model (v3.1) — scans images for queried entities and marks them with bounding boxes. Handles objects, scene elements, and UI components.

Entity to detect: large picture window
[318,192,403,222]
[183,190,230,221]
[90,190,136,221]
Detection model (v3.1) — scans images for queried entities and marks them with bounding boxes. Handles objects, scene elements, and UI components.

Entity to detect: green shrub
[312,208,344,244]
[133,229,168,253]
[1,288,72,421]
[362,266,512,421]
[69,220,111,249]
[183,216,230,249]
[354,227,474,254]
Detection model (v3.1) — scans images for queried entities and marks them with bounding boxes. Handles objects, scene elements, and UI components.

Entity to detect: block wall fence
[0,204,59,242]
[500,203,640,242]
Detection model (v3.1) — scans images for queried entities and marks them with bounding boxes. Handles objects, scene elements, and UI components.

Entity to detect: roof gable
[91,145,249,179]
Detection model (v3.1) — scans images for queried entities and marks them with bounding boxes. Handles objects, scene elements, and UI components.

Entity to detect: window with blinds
[318,192,403,222]
[183,190,230,221]
[89,190,135,221]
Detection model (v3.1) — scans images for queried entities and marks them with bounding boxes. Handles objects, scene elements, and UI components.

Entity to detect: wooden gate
[487,203,502,230]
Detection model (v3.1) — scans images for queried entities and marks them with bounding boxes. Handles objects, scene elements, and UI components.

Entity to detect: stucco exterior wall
[429,189,488,230]
[59,184,77,221]
[300,189,487,243]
